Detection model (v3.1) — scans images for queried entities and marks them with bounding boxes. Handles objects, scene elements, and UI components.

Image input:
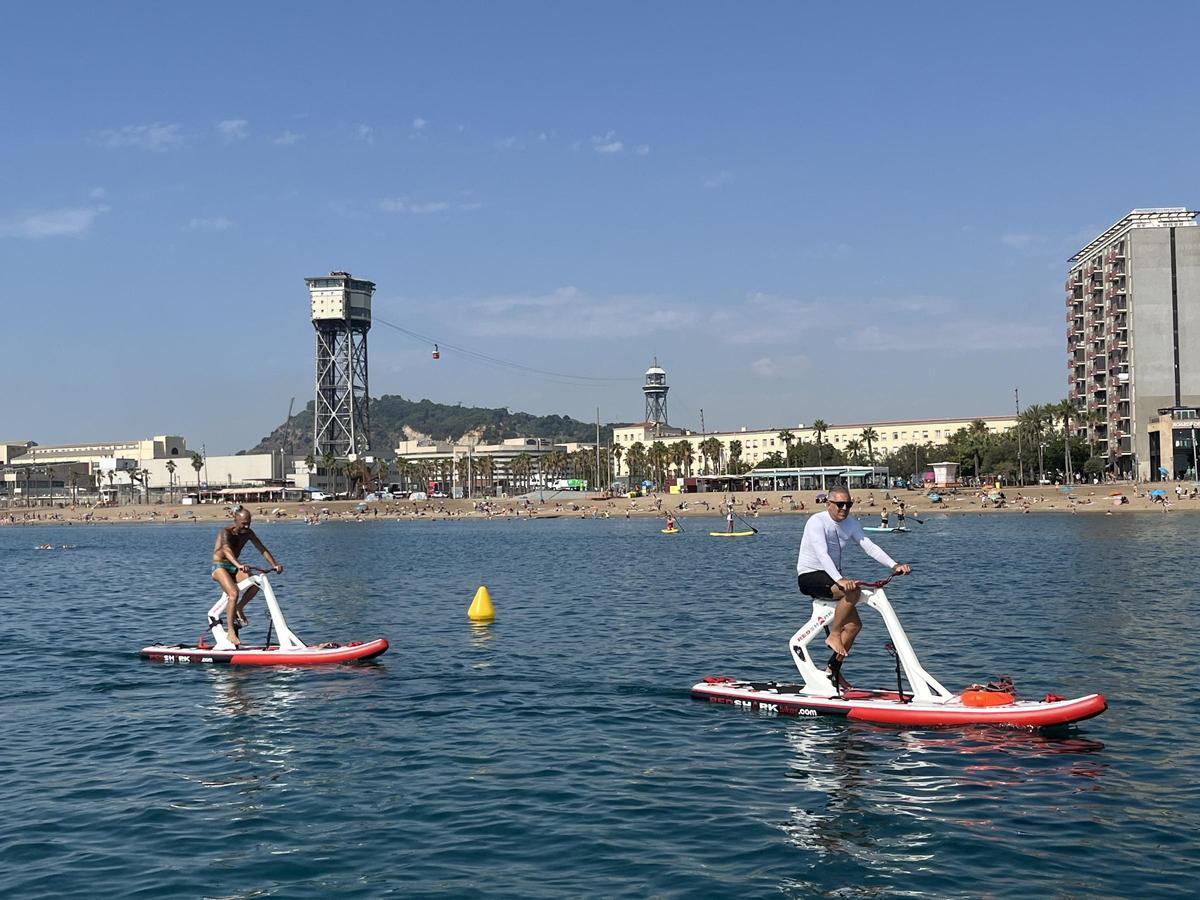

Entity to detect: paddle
[731,507,759,534]
[666,513,685,533]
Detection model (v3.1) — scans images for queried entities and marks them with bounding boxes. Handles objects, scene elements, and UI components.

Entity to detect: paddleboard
[691,677,1106,728]
[710,531,755,537]
[661,527,680,534]
[140,638,389,666]
[863,526,909,533]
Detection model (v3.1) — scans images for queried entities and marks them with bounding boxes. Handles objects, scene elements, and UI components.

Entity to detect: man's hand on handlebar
[891,563,911,576]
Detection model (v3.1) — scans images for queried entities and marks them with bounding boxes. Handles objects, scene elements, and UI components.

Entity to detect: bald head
[234,509,252,526]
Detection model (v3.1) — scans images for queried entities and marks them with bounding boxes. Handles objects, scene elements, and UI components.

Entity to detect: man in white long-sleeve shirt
[796,487,910,666]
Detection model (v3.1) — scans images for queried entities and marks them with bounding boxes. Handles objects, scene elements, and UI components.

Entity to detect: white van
[408,491,428,501]
[307,491,331,501]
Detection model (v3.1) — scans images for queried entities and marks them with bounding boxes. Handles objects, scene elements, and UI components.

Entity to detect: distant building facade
[612,416,1016,478]
[0,434,295,503]
[1066,208,1200,479]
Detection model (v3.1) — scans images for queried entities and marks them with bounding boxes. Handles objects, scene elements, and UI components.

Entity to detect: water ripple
[2,514,1197,897]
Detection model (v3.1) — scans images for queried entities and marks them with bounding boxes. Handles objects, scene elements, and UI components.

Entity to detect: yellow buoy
[468,585,495,622]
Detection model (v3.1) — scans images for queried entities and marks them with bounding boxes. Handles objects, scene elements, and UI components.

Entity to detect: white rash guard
[796,510,897,581]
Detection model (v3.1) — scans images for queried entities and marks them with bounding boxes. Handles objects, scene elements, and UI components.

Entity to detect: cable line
[373,314,639,386]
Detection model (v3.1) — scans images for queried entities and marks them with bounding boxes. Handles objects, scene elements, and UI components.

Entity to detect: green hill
[244,395,621,457]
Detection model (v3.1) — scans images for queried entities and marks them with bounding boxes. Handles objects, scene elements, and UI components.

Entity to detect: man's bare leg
[824,585,862,659]
[212,569,242,647]
[235,582,258,626]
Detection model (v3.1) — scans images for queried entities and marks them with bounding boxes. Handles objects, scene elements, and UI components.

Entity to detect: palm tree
[611,444,624,481]
[1052,400,1075,482]
[106,469,116,503]
[456,456,471,495]
[1082,408,1103,458]
[69,469,80,505]
[321,450,336,495]
[728,440,743,474]
[860,427,879,465]
[190,452,204,496]
[165,460,177,503]
[396,460,415,496]
[844,439,863,464]
[626,442,647,484]
[668,441,688,479]
[510,453,532,494]
[477,456,494,496]
[1020,404,1049,484]
[812,419,828,468]
[679,441,695,477]
[966,419,990,481]
[140,468,151,504]
[777,429,795,466]
[647,441,669,487]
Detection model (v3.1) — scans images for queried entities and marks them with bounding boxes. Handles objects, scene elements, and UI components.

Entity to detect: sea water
[1,513,1197,898]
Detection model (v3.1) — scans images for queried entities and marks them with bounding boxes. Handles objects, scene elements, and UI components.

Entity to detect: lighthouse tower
[307,271,374,460]
[643,360,670,431]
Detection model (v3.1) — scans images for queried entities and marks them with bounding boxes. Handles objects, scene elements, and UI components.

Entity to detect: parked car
[430,491,448,498]
[307,491,331,501]
[408,491,428,501]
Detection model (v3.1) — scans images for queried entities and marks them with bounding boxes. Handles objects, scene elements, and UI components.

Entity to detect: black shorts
[797,571,837,599]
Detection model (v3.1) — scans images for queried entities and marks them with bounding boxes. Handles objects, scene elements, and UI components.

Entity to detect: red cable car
[432,344,440,360]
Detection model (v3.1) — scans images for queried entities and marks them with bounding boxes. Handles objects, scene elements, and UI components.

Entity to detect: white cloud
[751,357,779,377]
[272,130,302,145]
[635,144,650,155]
[703,171,732,189]
[89,187,106,199]
[188,216,234,231]
[353,124,374,144]
[0,205,108,238]
[378,197,479,214]
[216,119,249,143]
[591,130,623,154]
[412,117,427,130]
[1000,232,1046,249]
[92,123,186,151]
[494,135,524,151]
[837,319,1057,353]
[433,286,696,341]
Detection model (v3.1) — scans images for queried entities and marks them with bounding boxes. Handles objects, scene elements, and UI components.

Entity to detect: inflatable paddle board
[661,527,680,534]
[692,579,1106,729]
[141,572,388,667]
[141,639,389,666]
[709,531,755,537]
[691,677,1106,727]
[863,526,909,533]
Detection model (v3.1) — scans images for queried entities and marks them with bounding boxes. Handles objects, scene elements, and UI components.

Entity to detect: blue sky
[3,2,1198,453]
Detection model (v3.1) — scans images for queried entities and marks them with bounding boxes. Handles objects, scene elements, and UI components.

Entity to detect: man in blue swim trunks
[211,509,283,646]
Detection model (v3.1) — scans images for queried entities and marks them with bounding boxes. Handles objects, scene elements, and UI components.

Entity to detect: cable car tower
[643,359,670,432]
[307,271,374,460]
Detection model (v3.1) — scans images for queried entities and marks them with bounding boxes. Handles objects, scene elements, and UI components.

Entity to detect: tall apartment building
[1066,208,1200,479]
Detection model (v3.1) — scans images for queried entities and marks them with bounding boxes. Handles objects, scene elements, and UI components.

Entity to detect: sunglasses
[828,500,854,510]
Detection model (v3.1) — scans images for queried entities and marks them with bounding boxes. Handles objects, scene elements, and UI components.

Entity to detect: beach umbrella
[1149,489,1167,497]
[1158,466,1170,476]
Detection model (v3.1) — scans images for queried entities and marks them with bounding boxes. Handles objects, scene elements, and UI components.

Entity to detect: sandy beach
[3,484,1194,527]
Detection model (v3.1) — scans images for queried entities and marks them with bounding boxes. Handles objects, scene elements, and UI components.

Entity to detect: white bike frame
[788,586,953,703]
[207,573,305,651]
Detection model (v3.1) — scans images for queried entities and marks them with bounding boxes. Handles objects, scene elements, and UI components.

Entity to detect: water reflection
[778,720,1108,865]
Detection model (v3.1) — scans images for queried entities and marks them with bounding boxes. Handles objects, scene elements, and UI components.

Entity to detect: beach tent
[1158,467,1170,476]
